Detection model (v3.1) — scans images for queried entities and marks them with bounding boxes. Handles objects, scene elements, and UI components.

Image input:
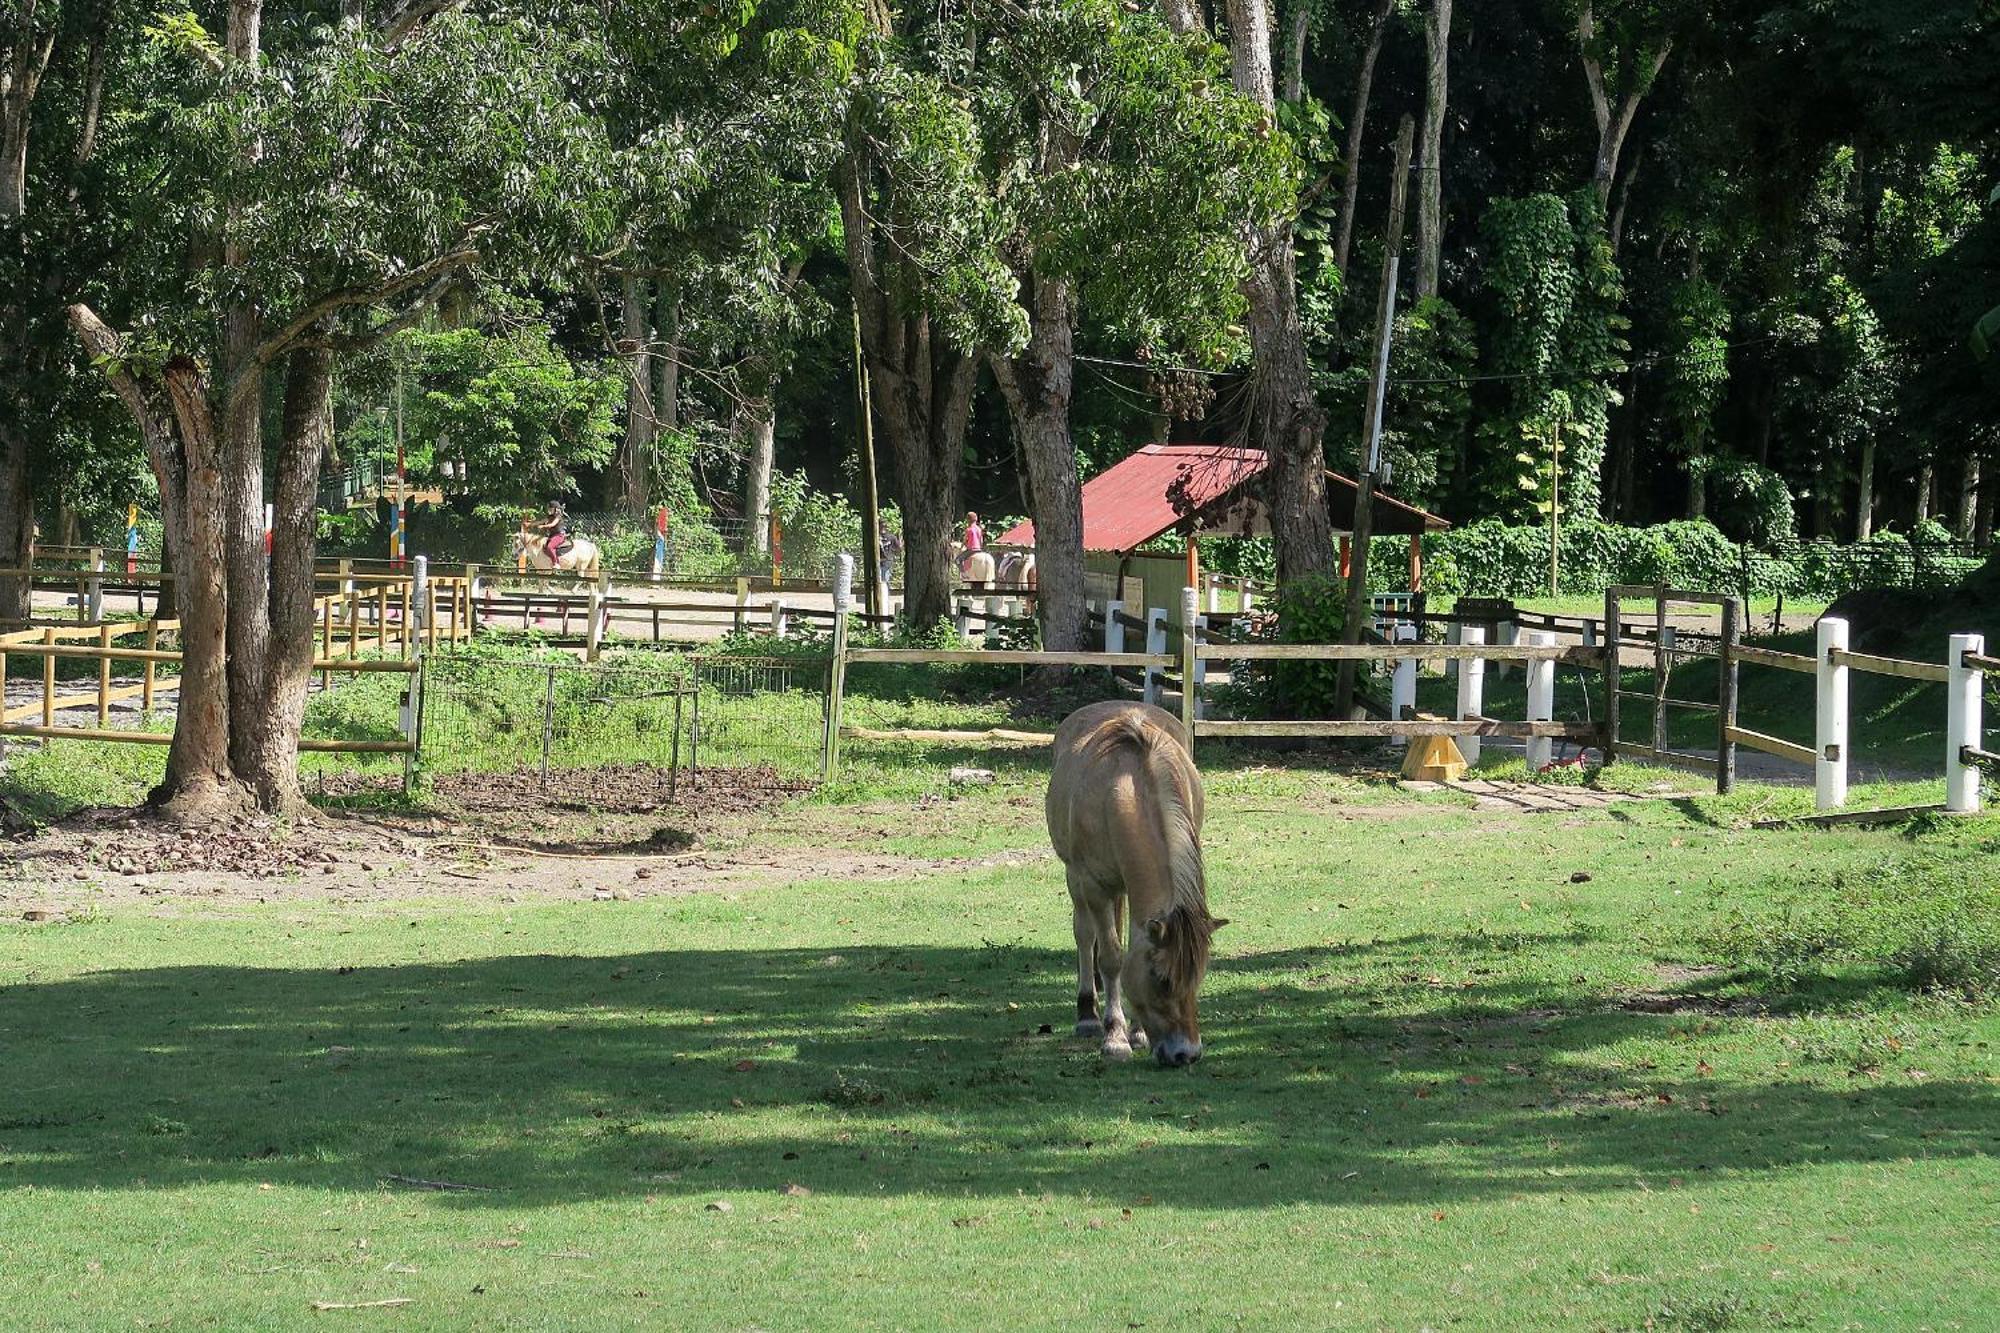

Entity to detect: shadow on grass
[2,939,1990,1211]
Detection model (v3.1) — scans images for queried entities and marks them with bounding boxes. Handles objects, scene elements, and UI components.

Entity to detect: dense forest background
[7,1,1998,557]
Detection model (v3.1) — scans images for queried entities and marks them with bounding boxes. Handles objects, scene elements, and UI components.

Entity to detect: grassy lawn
[3,767,1996,1330]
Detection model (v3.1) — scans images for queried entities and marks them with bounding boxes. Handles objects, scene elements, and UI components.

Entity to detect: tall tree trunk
[991,271,1085,654]
[1977,482,1994,550]
[840,146,977,630]
[617,274,655,515]
[741,396,775,556]
[236,344,332,811]
[1226,0,1334,585]
[653,287,680,438]
[1281,0,1310,102]
[1577,3,1671,205]
[155,355,240,815]
[1415,0,1452,302]
[1159,0,1207,34]
[0,429,32,621]
[1333,0,1395,287]
[1915,459,1934,524]
[1854,436,1875,540]
[1687,445,1706,519]
[1957,456,1980,541]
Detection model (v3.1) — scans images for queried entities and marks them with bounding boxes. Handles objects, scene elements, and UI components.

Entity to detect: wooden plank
[840,726,1055,745]
[0,722,173,745]
[1961,652,2000,673]
[1633,745,1719,776]
[1752,804,1957,831]
[1614,689,1719,714]
[844,648,1173,668]
[1829,649,1950,683]
[1191,719,1600,739]
[297,737,416,754]
[1733,644,1815,674]
[1197,642,1600,664]
[1725,725,1815,767]
[1961,746,2000,767]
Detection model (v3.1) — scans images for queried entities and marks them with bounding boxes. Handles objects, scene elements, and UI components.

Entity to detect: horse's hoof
[1074,1019,1105,1039]
[1129,1028,1150,1051]
[1101,1038,1133,1062]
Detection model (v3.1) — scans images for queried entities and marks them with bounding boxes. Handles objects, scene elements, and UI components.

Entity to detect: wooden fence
[819,575,1993,814]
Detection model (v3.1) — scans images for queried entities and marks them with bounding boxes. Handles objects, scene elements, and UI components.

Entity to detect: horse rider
[958,510,985,577]
[530,501,572,563]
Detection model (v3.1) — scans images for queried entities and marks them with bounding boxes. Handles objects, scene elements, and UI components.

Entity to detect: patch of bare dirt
[0,766,1051,919]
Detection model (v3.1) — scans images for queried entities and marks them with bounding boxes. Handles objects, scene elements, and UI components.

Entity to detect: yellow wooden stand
[1401,734,1468,783]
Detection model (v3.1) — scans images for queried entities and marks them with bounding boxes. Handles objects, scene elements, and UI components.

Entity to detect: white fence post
[1524,630,1556,770]
[585,583,605,661]
[1104,599,1125,655]
[1143,607,1167,705]
[1390,620,1418,746]
[1946,633,1984,814]
[984,595,1003,646]
[86,550,105,620]
[771,599,788,639]
[1456,625,1487,766]
[1193,612,1210,721]
[955,597,971,642]
[1496,616,1519,679]
[1816,617,1849,811]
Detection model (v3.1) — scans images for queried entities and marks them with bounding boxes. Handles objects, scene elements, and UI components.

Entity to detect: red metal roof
[994,444,1447,551]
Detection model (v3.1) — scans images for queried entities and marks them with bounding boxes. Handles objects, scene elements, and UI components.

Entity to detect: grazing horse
[511,529,603,576]
[1046,701,1224,1066]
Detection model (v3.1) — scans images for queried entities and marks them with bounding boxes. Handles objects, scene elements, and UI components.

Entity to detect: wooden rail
[1732,644,1815,674]
[1197,641,1603,665]
[1193,719,1600,740]
[1829,648,1951,684]
[1725,725,1817,767]
[845,648,1174,668]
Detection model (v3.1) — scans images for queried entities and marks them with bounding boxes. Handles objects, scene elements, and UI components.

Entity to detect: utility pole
[853,301,884,622]
[1336,114,1416,717]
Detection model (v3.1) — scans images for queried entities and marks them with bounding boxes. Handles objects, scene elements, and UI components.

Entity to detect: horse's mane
[1089,710,1214,986]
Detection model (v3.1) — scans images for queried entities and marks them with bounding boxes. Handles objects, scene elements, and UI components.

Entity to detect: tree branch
[381,0,465,51]
[1577,3,1611,135]
[227,240,485,409]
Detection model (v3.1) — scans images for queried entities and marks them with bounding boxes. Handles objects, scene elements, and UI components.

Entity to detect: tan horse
[511,529,603,576]
[1046,701,1223,1066]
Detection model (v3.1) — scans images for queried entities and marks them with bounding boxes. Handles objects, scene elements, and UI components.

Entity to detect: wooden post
[97,623,113,727]
[1104,600,1125,655]
[1816,617,1848,810]
[348,586,361,658]
[1179,586,1199,747]
[734,576,750,633]
[398,578,411,658]
[1602,590,1621,763]
[822,555,853,779]
[1653,624,1676,756]
[375,585,389,654]
[144,621,159,714]
[41,628,55,729]
[1717,597,1740,795]
[87,549,104,621]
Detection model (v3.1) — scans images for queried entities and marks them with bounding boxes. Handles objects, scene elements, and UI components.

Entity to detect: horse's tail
[1105,712,1204,911]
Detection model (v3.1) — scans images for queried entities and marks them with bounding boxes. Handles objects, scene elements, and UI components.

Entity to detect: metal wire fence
[414,651,830,796]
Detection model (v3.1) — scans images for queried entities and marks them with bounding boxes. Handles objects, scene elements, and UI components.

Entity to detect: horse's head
[1128,904,1226,1067]
[509,530,528,556]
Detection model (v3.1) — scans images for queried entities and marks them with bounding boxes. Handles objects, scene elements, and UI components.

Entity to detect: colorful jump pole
[264,503,274,556]
[125,504,139,575]
[652,504,668,580]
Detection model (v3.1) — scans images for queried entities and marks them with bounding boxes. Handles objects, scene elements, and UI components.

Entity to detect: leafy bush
[1408,518,1986,602]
